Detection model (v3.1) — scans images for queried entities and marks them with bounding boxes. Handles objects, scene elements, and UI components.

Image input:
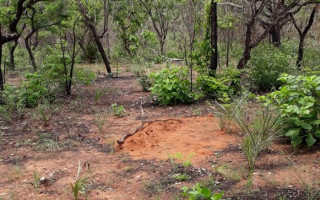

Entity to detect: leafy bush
[217,67,242,96]
[196,75,230,102]
[148,66,194,105]
[259,74,320,148]
[74,68,97,86]
[3,73,49,108]
[138,75,151,91]
[248,44,293,92]
[181,183,224,200]
[111,103,126,117]
[20,73,50,108]
[214,96,281,170]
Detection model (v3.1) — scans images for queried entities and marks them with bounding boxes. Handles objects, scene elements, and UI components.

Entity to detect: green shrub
[259,74,320,148]
[3,73,50,108]
[196,75,230,102]
[217,67,242,96]
[181,183,224,200]
[74,68,97,86]
[21,73,50,108]
[148,66,194,105]
[111,103,126,117]
[248,44,293,92]
[138,75,151,91]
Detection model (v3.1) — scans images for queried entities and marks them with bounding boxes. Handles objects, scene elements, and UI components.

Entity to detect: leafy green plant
[149,66,195,105]
[172,173,190,182]
[196,75,230,102]
[169,152,194,172]
[94,110,108,133]
[33,171,40,189]
[74,68,97,86]
[181,183,224,200]
[34,139,60,152]
[138,75,152,92]
[259,74,320,148]
[111,103,125,117]
[71,162,91,200]
[248,44,293,92]
[215,96,281,171]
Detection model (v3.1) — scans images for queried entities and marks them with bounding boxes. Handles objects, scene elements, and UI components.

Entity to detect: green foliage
[149,66,194,105]
[215,96,281,170]
[74,68,97,86]
[0,72,50,121]
[71,161,91,200]
[138,75,152,91]
[32,171,40,189]
[111,103,126,117]
[20,73,50,108]
[181,183,224,200]
[196,75,230,102]
[248,44,293,92]
[81,42,100,63]
[169,152,194,172]
[259,74,320,148]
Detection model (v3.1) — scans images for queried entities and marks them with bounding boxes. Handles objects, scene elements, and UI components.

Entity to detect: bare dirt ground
[1,68,320,200]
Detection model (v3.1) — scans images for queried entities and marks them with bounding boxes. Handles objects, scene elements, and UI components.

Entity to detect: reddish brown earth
[0,66,320,200]
[119,116,240,166]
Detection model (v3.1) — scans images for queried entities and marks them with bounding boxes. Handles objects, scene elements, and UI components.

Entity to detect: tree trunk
[237,17,254,69]
[269,25,281,47]
[237,47,251,70]
[296,36,305,69]
[160,38,165,56]
[9,39,18,70]
[291,6,317,70]
[209,0,218,75]
[91,28,111,74]
[25,37,37,71]
[0,43,4,91]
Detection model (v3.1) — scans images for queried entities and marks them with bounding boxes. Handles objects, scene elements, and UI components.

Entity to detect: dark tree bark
[25,30,37,71]
[9,39,18,70]
[209,0,218,75]
[269,25,282,47]
[0,43,3,91]
[76,0,112,74]
[291,5,317,69]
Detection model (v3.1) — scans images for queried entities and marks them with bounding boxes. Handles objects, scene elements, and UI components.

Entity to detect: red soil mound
[119,115,239,165]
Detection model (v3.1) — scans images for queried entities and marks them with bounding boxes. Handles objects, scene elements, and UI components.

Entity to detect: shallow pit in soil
[118,115,240,165]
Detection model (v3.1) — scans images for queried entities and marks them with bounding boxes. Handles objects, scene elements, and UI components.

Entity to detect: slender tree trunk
[91,28,111,74]
[238,47,251,70]
[291,6,317,70]
[237,18,254,69]
[0,43,4,91]
[209,0,218,75]
[269,25,281,47]
[160,39,165,56]
[25,37,37,71]
[296,36,305,69]
[9,39,18,70]
[76,0,112,74]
